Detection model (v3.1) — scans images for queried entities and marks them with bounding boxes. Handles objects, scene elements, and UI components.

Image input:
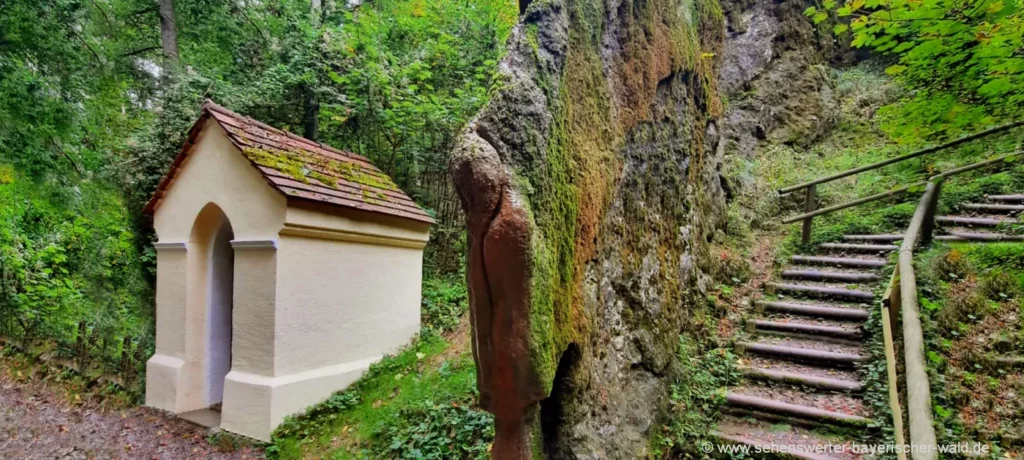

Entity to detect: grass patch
[266,328,491,459]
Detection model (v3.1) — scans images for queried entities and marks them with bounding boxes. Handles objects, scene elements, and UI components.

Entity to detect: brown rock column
[451,130,548,458]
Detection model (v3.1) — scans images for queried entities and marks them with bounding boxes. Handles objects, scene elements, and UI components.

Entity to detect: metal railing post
[802,184,816,245]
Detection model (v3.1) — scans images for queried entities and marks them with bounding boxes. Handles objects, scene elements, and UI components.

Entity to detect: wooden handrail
[896,183,940,460]
[782,150,1023,226]
[880,269,907,460]
[877,151,1021,459]
[779,121,1024,194]
[781,181,926,224]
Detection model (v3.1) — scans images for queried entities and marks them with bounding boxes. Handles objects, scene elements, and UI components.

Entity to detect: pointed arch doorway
[205,214,234,408]
[188,203,235,419]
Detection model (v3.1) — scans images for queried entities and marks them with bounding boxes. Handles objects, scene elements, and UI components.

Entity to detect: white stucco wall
[145,119,431,441]
[275,235,424,372]
[258,204,429,432]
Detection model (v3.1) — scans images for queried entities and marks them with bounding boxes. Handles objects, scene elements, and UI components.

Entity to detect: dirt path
[0,352,263,459]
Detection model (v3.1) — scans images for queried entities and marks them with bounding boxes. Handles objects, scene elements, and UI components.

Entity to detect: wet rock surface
[451,0,729,457]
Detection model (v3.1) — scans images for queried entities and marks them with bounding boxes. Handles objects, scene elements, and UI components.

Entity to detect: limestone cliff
[718,0,847,156]
[450,0,729,456]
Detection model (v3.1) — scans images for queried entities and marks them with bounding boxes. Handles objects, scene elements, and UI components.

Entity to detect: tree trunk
[158,0,179,69]
[302,84,320,141]
[519,0,533,15]
[311,0,322,25]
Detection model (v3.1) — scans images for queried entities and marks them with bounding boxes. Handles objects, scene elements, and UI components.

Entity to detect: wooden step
[962,203,1024,214]
[739,366,864,392]
[988,194,1024,202]
[737,342,865,366]
[818,243,898,253]
[751,320,862,341]
[714,416,855,459]
[766,283,875,302]
[936,231,1024,242]
[843,234,903,242]
[711,430,839,460]
[755,301,869,321]
[725,393,871,426]
[782,269,879,283]
[790,255,886,268]
[936,216,1011,227]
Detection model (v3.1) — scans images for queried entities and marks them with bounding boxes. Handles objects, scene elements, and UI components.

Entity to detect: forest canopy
[809,0,1024,140]
[0,0,517,381]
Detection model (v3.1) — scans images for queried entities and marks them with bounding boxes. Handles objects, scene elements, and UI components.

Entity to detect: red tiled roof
[144,100,435,224]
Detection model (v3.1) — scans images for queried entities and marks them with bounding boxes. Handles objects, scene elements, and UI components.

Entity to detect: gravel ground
[0,353,263,459]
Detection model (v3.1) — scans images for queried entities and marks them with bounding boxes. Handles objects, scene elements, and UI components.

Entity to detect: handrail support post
[801,184,816,246]
[921,181,942,245]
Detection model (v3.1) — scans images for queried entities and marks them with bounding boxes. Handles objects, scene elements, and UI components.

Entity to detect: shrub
[421,274,469,332]
[936,290,987,330]
[978,271,1021,302]
[931,249,973,282]
[0,168,152,384]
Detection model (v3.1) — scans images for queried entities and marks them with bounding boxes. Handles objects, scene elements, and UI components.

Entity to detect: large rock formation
[718,0,846,156]
[450,0,729,457]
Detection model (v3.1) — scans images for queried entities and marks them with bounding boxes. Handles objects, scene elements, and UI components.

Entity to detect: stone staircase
[934,194,1024,242]
[712,235,899,459]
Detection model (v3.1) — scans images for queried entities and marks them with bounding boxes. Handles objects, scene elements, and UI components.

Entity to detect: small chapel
[143,100,433,441]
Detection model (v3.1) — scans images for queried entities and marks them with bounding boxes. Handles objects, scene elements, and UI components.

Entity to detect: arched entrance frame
[187,203,235,408]
[147,197,281,421]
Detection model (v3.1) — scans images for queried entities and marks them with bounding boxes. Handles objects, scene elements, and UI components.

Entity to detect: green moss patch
[241,146,400,192]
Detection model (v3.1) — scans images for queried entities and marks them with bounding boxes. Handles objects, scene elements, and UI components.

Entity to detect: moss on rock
[453,0,730,455]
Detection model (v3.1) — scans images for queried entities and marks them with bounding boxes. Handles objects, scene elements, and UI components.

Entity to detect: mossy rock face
[450,0,728,456]
[718,0,843,158]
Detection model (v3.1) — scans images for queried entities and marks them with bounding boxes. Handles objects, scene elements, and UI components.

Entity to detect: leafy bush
[652,336,739,457]
[421,274,469,333]
[936,290,987,330]
[930,249,973,282]
[376,400,493,459]
[979,272,1022,302]
[0,167,152,381]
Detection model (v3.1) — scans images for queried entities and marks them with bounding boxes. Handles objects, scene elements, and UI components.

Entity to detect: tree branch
[121,46,161,58]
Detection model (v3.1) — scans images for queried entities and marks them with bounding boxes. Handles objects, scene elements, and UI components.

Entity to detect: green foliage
[378,401,493,459]
[0,166,152,380]
[953,242,1024,270]
[811,0,1024,140]
[421,274,469,333]
[652,335,739,458]
[267,329,490,459]
[917,243,1024,454]
[979,271,1020,301]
